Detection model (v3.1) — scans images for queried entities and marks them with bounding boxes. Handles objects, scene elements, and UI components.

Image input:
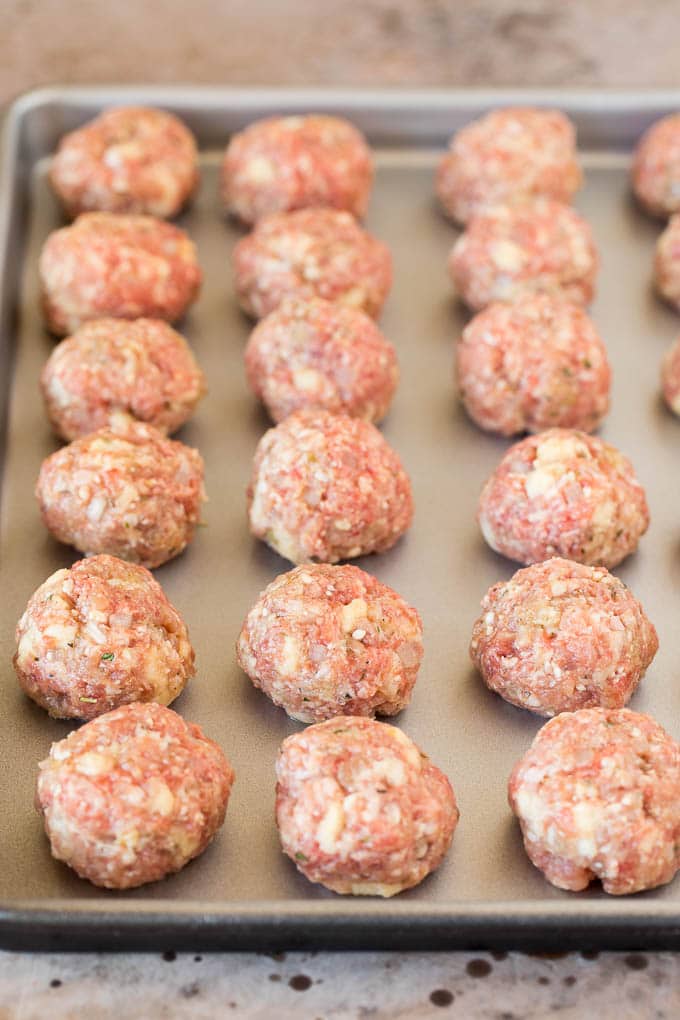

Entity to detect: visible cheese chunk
[279,635,301,677]
[244,156,276,184]
[75,752,114,777]
[146,778,175,817]
[341,598,368,633]
[490,239,525,272]
[525,467,558,500]
[317,801,345,853]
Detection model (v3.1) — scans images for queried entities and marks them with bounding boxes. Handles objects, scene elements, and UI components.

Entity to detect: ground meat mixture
[41,317,206,441]
[244,296,399,423]
[456,295,611,436]
[233,207,392,319]
[222,114,373,224]
[14,555,195,720]
[39,212,202,336]
[237,563,423,723]
[508,708,680,894]
[478,429,649,569]
[654,213,680,311]
[632,113,680,218]
[247,408,413,564]
[49,106,199,219]
[449,198,598,311]
[36,413,206,569]
[36,702,234,889]
[276,716,458,896]
[661,335,680,415]
[437,107,582,224]
[470,558,658,717]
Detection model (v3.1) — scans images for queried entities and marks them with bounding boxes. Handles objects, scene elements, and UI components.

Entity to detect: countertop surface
[2,1,680,1016]
[0,948,678,1019]
[3,0,680,107]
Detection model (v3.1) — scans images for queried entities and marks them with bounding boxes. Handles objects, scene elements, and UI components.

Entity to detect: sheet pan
[1,87,680,950]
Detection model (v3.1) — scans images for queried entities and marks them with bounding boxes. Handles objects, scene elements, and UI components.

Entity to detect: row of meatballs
[47,101,680,224]
[438,107,680,897]
[35,414,652,578]
[17,554,679,897]
[34,699,680,898]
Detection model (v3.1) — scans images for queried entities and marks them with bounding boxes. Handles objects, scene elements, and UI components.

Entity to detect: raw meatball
[276,716,458,896]
[36,414,205,569]
[40,317,206,441]
[437,107,582,224]
[39,212,202,336]
[661,336,680,414]
[449,199,598,311]
[237,563,423,723]
[654,213,680,311]
[14,555,195,720]
[508,708,680,894]
[36,702,234,889]
[456,295,610,436]
[470,558,658,717]
[478,429,649,569]
[632,113,680,218]
[233,207,392,319]
[244,296,399,423]
[49,106,198,219]
[222,114,373,224]
[247,409,413,564]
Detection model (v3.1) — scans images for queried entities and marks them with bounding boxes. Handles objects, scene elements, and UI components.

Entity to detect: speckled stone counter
[0,949,678,1018]
[2,1,680,1016]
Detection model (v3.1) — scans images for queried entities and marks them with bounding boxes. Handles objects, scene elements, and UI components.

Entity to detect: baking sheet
[1,88,680,950]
